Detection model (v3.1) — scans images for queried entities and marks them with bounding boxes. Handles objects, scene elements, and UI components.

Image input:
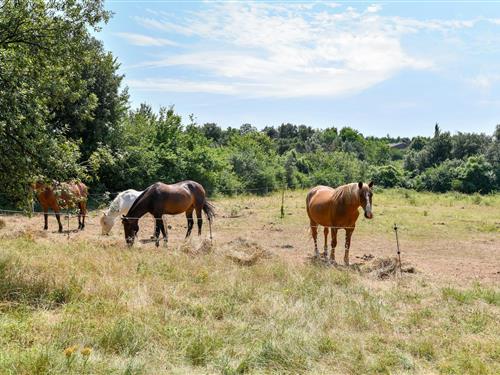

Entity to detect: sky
[99,1,500,137]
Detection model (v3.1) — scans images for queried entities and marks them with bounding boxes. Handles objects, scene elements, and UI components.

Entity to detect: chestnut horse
[306,181,374,265]
[33,181,88,232]
[121,181,215,247]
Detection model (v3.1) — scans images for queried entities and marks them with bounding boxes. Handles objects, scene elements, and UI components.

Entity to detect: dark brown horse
[306,181,374,265]
[33,181,88,232]
[121,181,215,247]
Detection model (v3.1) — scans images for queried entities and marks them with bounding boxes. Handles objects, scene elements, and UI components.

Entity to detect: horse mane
[331,183,360,207]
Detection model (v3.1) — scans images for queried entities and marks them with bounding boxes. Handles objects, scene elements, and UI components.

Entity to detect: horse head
[121,215,139,246]
[358,181,374,219]
[100,211,112,235]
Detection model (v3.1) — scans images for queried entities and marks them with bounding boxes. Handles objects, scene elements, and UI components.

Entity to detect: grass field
[0,189,499,374]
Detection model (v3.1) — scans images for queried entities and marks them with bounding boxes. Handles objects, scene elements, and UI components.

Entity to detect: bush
[456,155,496,194]
[369,165,404,188]
[416,159,463,192]
[304,151,365,187]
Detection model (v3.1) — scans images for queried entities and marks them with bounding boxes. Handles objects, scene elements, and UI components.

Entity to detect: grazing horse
[100,189,143,235]
[306,181,374,265]
[121,181,215,247]
[33,181,88,232]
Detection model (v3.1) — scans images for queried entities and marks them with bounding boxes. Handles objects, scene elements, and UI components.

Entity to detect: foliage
[0,0,112,207]
[415,159,463,193]
[455,155,496,194]
[369,164,404,188]
[0,1,498,207]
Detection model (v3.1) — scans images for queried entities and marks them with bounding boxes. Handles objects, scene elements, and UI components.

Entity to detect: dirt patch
[224,237,272,266]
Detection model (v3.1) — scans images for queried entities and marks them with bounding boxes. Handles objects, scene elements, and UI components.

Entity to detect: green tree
[456,155,495,194]
[228,132,281,193]
[369,165,404,188]
[416,159,463,192]
[0,0,110,207]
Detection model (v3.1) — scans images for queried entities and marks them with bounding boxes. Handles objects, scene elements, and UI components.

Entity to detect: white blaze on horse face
[364,191,373,219]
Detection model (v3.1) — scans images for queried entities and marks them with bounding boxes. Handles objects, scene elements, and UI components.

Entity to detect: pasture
[0,189,499,374]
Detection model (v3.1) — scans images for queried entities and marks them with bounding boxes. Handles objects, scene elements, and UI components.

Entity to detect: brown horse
[306,181,374,265]
[33,181,88,232]
[121,181,215,247]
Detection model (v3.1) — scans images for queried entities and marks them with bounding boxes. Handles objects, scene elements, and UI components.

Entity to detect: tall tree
[0,0,111,206]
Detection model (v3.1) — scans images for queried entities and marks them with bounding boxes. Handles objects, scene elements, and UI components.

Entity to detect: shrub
[416,159,463,192]
[455,155,496,194]
[369,164,404,188]
[304,151,365,187]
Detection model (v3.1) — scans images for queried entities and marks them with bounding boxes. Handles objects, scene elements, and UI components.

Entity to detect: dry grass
[0,189,499,374]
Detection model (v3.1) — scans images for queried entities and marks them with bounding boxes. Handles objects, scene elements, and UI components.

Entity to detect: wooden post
[280,185,285,219]
[67,208,70,241]
[393,223,402,277]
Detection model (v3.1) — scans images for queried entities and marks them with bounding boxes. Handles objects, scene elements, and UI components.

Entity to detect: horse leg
[196,207,202,236]
[185,209,194,238]
[43,210,48,230]
[310,221,319,258]
[79,202,86,230]
[330,228,338,265]
[344,229,354,266]
[77,203,82,230]
[154,216,161,247]
[159,216,168,247]
[323,227,329,258]
[55,210,63,233]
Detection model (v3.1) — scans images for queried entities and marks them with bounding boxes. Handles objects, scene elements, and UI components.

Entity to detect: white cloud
[366,4,382,13]
[128,3,485,98]
[114,32,178,47]
[468,74,500,89]
[127,78,237,95]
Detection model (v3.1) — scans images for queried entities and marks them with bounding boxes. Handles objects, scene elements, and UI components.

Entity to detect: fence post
[67,208,70,241]
[280,184,285,219]
[393,223,402,276]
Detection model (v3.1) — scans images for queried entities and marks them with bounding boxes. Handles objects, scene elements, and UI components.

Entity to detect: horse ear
[358,181,363,189]
[368,181,374,188]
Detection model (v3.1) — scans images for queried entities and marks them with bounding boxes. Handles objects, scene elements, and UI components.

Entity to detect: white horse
[100,189,143,235]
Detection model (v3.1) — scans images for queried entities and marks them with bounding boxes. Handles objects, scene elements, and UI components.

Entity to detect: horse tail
[202,201,216,222]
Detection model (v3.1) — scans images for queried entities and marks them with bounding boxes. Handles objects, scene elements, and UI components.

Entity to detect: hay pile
[360,256,415,279]
[224,237,272,266]
[0,227,47,240]
[180,239,213,256]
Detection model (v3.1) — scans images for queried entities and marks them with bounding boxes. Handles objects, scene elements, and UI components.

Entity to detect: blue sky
[99,1,500,137]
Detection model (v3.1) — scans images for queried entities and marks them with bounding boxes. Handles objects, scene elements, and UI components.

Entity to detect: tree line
[1,1,499,209]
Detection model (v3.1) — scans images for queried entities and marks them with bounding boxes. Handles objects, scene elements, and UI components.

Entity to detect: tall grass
[0,190,499,374]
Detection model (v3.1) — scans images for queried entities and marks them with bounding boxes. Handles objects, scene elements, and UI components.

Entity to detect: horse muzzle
[364,211,373,219]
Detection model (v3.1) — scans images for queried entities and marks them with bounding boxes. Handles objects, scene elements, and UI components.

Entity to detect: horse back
[306,186,333,224]
[151,181,206,214]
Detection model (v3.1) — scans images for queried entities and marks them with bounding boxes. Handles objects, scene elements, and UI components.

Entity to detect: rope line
[0,208,359,230]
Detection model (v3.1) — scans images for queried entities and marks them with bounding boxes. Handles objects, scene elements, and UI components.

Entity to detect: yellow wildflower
[81,347,92,357]
[64,346,77,357]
